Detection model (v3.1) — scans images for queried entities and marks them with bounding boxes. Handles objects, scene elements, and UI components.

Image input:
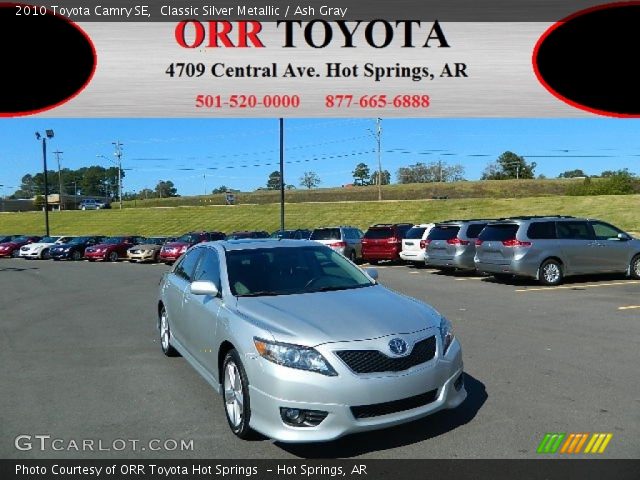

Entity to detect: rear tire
[349,250,356,263]
[368,259,379,265]
[222,349,254,440]
[72,250,82,261]
[630,254,640,280]
[539,259,563,286]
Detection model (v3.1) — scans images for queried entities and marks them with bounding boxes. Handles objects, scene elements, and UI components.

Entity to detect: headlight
[439,316,454,355]
[254,338,337,376]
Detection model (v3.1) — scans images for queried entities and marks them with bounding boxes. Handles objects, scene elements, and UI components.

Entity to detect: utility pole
[53,150,63,209]
[375,118,382,201]
[279,118,285,231]
[112,141,123,209]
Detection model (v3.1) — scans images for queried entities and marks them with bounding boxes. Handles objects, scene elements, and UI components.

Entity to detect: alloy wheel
[224,361,244,428]
[543,263,561,284]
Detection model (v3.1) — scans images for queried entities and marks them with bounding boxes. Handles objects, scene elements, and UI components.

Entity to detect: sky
[0,118,639,197]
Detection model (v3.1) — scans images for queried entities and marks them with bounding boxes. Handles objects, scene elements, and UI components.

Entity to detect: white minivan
[400,224,435,264]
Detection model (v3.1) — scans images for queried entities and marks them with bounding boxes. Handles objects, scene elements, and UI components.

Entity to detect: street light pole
[35,131,54,236]
[376,118,382,201]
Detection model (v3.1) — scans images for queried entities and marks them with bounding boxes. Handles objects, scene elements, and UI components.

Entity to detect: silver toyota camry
[157,239,466,442]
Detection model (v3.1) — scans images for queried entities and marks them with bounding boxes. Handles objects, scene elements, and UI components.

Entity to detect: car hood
[234,285,441,346]
[131,243,161,249]
[0,242,20,248]
[90,243,120,249]
[22,242,55,249]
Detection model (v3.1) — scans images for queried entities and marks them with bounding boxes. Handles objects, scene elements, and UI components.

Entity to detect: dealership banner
[2,0,639,117]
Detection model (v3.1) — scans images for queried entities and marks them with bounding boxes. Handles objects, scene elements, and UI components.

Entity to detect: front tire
[72,250,82,261]
[630,254,640,280]
[222,349,253,439]
[40,248,50,260]
[368,259,379,265]
[539,259,563,286]
[159,307,179,357]
[108,251,119,262]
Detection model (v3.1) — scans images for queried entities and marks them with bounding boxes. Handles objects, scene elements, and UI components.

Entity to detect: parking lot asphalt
[1,258,638,459]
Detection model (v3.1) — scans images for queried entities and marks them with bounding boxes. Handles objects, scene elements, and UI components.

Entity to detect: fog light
[454,373,464,392]
[280,408,328,427]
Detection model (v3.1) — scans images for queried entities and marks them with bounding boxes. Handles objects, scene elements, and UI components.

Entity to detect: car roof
[206,238,318,251]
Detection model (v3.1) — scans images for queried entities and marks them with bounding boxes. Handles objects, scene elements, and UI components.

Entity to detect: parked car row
[417,216,640,285]
[3,216,638,285]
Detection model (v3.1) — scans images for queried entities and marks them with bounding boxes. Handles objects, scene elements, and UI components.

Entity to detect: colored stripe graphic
[539,433,613,454]
[537,433,565,453]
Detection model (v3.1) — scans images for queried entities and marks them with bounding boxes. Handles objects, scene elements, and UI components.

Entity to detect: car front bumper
[128,251,157,262]
[245,337,465,442]
[84,251,108,260]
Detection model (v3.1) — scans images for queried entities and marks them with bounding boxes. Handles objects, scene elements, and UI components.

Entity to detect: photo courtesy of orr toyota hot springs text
[0,2,639,480]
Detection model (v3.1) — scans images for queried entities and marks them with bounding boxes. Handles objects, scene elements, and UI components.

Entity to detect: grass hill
[2,194,638,237]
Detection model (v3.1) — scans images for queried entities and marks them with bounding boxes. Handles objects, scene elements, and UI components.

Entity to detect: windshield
[176,234,198,243]
[12,236,31,243]
[103,237,124,244]
[68,237,90,244]
[226,246,374,297]
[39,236,60,243]
[146,237,166,245]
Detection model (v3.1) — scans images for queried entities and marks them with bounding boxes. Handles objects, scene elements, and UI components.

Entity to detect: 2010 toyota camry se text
[157,239,466,442]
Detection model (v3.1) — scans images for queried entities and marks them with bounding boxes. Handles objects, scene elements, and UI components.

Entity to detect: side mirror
[365,267,379,281]
[190,280,220,297]
[617,233,630,241]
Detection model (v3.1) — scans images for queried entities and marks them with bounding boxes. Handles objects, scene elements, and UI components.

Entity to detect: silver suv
[310,226,364,263]
[474,216,640,285]
[424,219,493,271]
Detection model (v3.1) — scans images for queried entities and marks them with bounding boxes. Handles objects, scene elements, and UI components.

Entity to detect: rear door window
[556,221,593,240]
[428,226,460,240]
[527,222,557,239]
[478,224,519,241]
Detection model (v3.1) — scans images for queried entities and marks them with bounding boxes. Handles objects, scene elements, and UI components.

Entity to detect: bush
[567,174,637,196]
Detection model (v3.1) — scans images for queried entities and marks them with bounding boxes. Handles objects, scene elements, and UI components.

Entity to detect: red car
[159,231,225,264]
[0,236,41,258]
[361,223,413,264]
[84,236,143,262]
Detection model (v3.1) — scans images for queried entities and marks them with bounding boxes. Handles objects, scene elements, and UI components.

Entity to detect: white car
[19,236,74,259]
[400,224,435,264]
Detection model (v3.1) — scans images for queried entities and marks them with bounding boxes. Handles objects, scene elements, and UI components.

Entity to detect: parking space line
[455,277,483,281]
[618,305,640,310]
[516,281,640,293]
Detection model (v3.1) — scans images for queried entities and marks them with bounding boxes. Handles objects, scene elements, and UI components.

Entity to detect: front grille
[335,336,436,374]
[351,389,438,419]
